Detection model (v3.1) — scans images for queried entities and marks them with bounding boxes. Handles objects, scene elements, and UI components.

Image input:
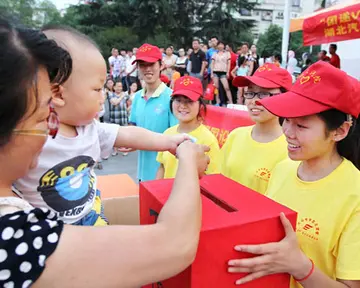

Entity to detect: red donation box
[140,174,297,288]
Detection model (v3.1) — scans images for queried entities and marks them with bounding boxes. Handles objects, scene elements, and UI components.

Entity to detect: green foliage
[61,0,257,50]
[256,24,283,56]
[0,0,61,27]
[197,0,256,46]
[256,24,320,60]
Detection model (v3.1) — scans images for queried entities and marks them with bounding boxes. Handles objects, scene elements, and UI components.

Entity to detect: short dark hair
[320,50,327,55]
[192,38,200,44]
[170,96,207,120]
[330,44,337,51]
[275,54,282,62]
[210,36,218,40]
[305,58,312,65]
[227,43,234,51]
[318,109,360,169]
[242,42,249,48]
[0,18,72,147]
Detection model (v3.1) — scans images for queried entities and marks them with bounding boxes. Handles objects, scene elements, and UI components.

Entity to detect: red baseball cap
[132,43,162,64]
[160,74,170,84]
[172,76,203,101]
[258,61,360,118]
[232,63,292,91]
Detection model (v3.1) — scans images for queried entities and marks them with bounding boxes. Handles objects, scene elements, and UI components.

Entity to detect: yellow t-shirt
[220,125,288,194]
[157,124,220,178]
[266,159,360,286]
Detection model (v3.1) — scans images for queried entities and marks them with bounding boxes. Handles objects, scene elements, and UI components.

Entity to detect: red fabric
[303,3,360,46]
[228,52,237,81]
[232,63,292,91]
[330,53,341,68]
[259,61,360,118]
[172,76,203,101]
[204,82,215,101]
[203,105,254,147]
[160,74,170,84]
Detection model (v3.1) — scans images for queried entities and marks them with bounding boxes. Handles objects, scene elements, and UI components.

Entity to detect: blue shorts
[73,189,108,226]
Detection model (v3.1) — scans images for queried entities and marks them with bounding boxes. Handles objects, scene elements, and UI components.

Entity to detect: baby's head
[42,26,106,126]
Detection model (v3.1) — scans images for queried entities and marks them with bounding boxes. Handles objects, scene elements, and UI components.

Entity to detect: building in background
[234,0,317,41]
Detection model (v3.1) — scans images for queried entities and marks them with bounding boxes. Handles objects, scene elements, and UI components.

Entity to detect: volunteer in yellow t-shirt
[220,64,292,194]
[228,62,360,288]
[156,76,220,179]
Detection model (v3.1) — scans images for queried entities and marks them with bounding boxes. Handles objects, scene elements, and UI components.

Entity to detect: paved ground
[96,151,138,181]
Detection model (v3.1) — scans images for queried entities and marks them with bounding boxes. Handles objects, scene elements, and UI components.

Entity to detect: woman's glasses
[243,92,280,100]
[13,106,59,139]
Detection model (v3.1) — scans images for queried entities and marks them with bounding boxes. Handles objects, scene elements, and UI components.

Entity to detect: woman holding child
[0,19,209,287]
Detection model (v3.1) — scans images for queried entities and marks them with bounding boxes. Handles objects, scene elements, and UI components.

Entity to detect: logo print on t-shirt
[154,104,165,115]
[37,156,96,217]
[254,168,271,182]
[297,217,320,241]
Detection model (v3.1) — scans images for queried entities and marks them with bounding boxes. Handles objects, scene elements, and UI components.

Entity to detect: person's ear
[51,83,65,108]
[333,121,351,142]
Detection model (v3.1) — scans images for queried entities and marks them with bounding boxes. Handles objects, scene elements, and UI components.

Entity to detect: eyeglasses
[13,106,59,139]
[243,91,280,99]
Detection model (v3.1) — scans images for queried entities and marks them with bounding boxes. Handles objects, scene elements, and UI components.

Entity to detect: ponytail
[318,109,360,170]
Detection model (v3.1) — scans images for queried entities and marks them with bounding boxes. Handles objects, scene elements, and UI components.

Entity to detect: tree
[256,24,318,60]
[256,24,282,57]
[61,0,257,50]
[0,0,61,27]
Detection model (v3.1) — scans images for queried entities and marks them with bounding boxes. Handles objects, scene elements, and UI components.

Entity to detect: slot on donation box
[140,174,297,288]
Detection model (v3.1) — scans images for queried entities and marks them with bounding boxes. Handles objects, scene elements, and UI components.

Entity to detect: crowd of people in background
[101,37,342,168]
[1,16,358,288]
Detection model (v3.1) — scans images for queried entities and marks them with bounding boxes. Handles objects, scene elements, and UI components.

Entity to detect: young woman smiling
[220,64,292,195]
[228,61,360,288]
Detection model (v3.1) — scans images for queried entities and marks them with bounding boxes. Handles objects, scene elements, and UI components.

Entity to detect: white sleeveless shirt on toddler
[13,120,119,224]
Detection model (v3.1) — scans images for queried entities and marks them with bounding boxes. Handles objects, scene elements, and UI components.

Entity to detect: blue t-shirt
[129,82,178,181]
[206,48,218,74]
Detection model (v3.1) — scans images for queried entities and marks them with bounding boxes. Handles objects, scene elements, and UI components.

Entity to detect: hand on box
[228,213,312,285]
[176,141,210,178]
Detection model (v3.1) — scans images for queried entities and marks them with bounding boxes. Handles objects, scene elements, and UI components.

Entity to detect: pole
[281,0,291,67]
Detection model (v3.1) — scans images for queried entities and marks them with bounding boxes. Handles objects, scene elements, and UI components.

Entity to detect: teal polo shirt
[129,82,178,181]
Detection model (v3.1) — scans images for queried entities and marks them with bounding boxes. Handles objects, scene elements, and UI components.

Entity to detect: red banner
[203,106,254,147]
[303,3,360,46]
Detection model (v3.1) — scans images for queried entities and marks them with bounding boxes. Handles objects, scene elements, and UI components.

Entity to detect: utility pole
[281,0,291,67]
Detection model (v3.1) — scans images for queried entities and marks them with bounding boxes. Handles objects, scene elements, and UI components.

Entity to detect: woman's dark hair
[237,56,246,66]
[128,81,138,94]
[0,18,72,147]
[217,40,225,47]
[104,78,114,92]
[170,96,207,120]
[318,109,360,169]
